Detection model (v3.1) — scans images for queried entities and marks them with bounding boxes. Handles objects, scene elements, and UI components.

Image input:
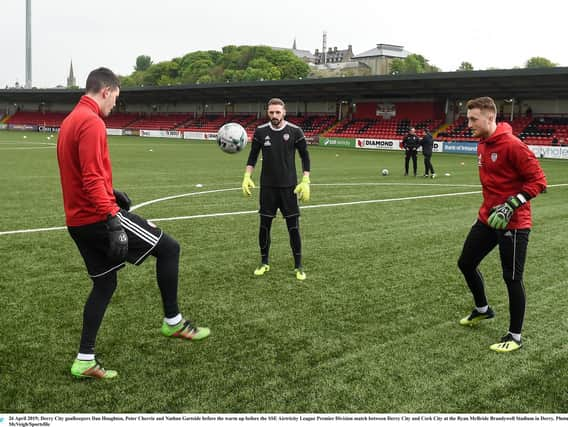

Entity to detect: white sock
[165,313,182,326]
[476,305,489,313]
[509,332,521,342]
[77,353,95,361]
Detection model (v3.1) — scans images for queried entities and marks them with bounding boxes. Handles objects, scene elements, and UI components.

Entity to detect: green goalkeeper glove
[242,172,255,196]
[294,175,311,202]
[487,194,527,229]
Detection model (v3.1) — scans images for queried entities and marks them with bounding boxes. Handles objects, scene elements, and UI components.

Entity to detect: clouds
[1,0,564,88]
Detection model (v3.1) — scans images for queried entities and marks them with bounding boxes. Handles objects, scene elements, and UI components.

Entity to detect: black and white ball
[217,123,248,154]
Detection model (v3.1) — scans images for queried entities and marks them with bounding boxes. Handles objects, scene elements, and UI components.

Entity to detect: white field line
[149,190,481,223]
[0,143,56,150]
[1,183,566,236]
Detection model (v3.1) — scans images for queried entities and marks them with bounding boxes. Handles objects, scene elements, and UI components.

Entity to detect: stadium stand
[179,114,252,132]
[103,112,140,129]
[125,113,193,130]
[6,111,68,127]
[4,107,567,147]
[287,115,336,137]
[437,115,568,145]
[179,114,336,139]
[518,116,568,145]
[323,117,443,139]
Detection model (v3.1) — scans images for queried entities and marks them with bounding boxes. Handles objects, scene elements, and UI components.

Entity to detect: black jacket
[420,133,434,155]
[402,133,420,151]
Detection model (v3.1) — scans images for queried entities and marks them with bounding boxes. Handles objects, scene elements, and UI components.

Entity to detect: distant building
[273,39,315,63]
[313,45,354,65]
[352,44,409,75]
[278,39,409,76]
[67,60,77,88]
[309,60,371,78]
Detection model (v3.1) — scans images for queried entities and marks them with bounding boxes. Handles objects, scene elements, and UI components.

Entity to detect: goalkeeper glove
[242,172,255,196]
[487,194,527,229]
[294,175,311,202]
[106,214,128,262]
[113,189,132,211]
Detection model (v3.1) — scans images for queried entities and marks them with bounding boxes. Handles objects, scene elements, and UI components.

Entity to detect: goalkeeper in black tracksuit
[402,127,420,176]
[241,98,311,281]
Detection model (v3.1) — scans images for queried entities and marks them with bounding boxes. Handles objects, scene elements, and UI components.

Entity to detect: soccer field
[1,131,567,413]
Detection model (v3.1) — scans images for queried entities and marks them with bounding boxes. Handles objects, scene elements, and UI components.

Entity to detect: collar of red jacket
[79,95,102,117]
[480,122,512,144]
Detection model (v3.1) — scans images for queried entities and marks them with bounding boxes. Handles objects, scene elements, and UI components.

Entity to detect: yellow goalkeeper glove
[294,175,310,202]
[242,172,255,196]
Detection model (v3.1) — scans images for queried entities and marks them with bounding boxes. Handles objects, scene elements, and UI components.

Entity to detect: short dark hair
[467,96,496,115]
[267,98,285,108]
[86,67,120,94]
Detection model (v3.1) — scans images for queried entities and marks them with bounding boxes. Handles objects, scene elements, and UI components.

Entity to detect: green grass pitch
[1,131,567,413]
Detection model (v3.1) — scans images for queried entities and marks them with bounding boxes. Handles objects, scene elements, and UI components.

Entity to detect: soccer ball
[217,123,248,154]
[381,168,389,176]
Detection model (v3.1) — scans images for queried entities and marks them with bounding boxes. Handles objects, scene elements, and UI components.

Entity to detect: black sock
[79,270,117,355]
[259,216,273,265]
[505,278,526,335]
[286,216,302,268]
[153,233,181,319]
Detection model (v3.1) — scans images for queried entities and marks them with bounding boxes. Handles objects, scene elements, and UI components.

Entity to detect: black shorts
[68,210,163,278]
[259,186,300,218]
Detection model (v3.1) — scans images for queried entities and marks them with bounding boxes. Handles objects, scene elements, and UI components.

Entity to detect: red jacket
[477,122,547,229]
[57,96,119,226]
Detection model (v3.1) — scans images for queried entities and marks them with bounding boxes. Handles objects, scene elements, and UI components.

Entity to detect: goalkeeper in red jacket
[457,96,547,353]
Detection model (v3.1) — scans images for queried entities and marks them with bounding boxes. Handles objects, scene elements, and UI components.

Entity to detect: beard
[271,117,282,127]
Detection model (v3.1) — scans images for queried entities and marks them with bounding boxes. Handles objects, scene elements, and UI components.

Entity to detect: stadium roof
[2,67,568,106]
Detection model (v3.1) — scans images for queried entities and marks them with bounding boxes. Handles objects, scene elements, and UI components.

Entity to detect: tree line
[120,45,310,87]
[120,45,559,87]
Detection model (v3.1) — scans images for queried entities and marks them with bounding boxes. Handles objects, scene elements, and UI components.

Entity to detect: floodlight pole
[25,0,32,89]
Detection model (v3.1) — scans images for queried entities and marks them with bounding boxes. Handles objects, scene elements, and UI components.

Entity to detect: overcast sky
[1,0,565,88]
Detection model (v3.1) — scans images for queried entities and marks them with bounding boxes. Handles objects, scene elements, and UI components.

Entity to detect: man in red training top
[57,67,209,380]
[457,96,547,352]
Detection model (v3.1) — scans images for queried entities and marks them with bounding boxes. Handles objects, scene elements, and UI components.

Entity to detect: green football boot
[490,333,522,353]
[71,359,118,379]
[254,264,270,276]
[459,307,495,326]
[161,319,210,341]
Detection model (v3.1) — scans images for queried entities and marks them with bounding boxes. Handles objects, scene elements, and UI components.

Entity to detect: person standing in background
[420,129,436,178]
[402,127,420,176]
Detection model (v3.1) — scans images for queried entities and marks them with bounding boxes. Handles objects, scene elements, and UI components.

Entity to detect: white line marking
[0,141,56,146]
[2,183,566,236]
[313,182,482,188]
[0,146,56,150]
[149,190,482,223]
[130,188,239,211]
[0,225,67,235]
